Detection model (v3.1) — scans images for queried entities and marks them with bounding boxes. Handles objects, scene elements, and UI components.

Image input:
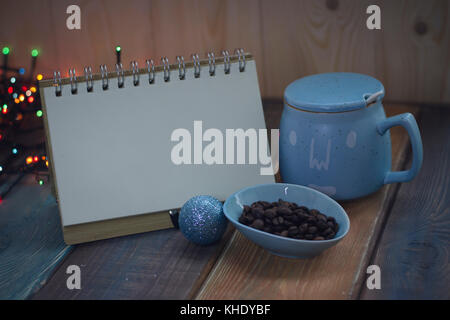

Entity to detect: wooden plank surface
[0,174,72,299]
[195,103,418,299]
[31,225,233,300]
[361,106,450,299]
[0,0,449,103]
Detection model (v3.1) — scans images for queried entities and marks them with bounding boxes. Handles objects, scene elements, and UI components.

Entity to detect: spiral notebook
[40,50,275,244]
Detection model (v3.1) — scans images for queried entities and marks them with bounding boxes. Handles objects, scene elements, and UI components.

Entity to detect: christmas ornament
[179,195,227,245]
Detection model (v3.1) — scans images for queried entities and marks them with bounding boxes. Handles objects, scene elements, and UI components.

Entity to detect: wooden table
[1,100,449,300]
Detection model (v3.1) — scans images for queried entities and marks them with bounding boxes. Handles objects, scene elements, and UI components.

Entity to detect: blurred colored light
[37,74,43,81]
[15,113,23,121]
[31,49,39,57]
[28,96,34,103]
[22,86,27,91]
[1,106,7,114]
[42,156,46,160]
[0,166,3,172]
[36,110,43,117]
[7,87,13,94]
[12,93,18,99]
[12,148,18,154]
[19,94,25,102]
[26,156,33,165]
[2,47,10,55]
[45,160,49,167]
[26,90,32,97]
[30,86,37,93]
[116,46,121,52]
[33,156,39,162]
[19,68,25,75]
[39,179,44,185]
[14,98,20,104]
[10,77,16,84]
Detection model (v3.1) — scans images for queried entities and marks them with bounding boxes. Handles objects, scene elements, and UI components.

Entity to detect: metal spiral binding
[222,50,231,74]
[192,53,200,78]
[177,56,186,80]
[100,65,109,90]
[69,68,77,94]
[84,66,93,92]
[208,52,215,76]
[53,71,62,96]
[146,59,155,84]
[52,49,246,96]
[116,63,124,88]
[130,61,139,86]
[161,57,170,82]
[234,48,246,72]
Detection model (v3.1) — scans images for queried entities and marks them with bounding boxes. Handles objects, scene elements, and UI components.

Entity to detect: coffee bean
[277,207,292,216]
[263,208,277,219]
[239,200,338,240]
[307,216,317,224]
[307,226,318,234]
[326,232,335,240]
[274,225,284,232]
[260,201,272,209]
[252,207,264,218]
[246,214,255,223]
[299,223,309,233]
[305,234,314,240]
[317,220,328,230]
[288,226,299,235]
[238,216,248,225]
[284,220,294,227]
[280,230,289,237]
[291,216,300,224]
[323,227,333,236]
[250,219,264,230]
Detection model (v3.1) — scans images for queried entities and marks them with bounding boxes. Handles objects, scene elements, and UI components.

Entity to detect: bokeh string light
[1,45,48,201]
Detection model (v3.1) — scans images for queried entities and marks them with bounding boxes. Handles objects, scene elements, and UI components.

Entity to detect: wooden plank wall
[0,0,449,103]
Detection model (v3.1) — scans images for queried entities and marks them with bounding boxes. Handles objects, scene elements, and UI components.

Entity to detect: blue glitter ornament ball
[179,195,227,245]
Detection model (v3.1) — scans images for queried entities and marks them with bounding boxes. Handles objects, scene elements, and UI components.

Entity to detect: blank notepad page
[43,59,274,226]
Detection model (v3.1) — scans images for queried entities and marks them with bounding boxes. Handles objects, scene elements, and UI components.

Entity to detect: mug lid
[284,72,385,113]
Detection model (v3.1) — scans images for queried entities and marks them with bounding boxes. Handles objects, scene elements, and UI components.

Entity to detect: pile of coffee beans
[238,199,339,241]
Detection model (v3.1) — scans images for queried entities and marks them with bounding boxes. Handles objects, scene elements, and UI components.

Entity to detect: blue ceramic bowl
[223,183,350,259]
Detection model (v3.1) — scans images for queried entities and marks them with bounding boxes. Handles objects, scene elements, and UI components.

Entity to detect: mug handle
[376,113,423,184]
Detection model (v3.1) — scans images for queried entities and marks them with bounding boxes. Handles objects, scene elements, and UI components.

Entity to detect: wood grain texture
[0,174,71,299]
[31,224,233,300]
[0,0,448,103]
[361,106,450,299]
[260,0,450,103]
[195,103,418,300]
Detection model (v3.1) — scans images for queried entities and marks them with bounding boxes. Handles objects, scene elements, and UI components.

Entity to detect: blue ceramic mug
[280,73,423,200]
